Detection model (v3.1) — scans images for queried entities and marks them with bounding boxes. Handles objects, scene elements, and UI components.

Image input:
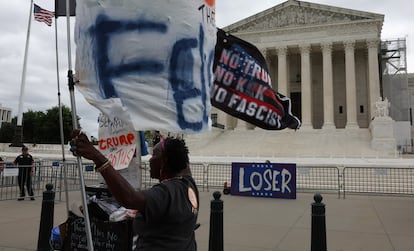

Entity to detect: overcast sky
[0,0,412,138]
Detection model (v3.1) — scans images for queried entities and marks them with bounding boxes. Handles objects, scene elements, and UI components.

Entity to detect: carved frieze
[228,5,371,33]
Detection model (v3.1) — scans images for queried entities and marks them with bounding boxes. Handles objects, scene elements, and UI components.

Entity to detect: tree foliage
[0,105,79,144]
[0,119,16,143]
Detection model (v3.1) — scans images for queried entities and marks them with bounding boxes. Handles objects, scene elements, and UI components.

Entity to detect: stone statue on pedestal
[374,97,390,118]
[370,96,396,152]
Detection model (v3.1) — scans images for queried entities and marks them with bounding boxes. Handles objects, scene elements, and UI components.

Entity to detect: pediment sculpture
[228,5,371,33]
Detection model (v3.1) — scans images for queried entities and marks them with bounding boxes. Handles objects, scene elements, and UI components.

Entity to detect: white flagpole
[64,0,94,249]
[15,0,34,145]
[54,15,70,215]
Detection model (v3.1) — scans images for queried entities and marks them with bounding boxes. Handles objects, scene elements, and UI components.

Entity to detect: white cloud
[0,0,412,138]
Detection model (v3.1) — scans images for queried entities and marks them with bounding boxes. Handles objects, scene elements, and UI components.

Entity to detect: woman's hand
[70,130,107,165]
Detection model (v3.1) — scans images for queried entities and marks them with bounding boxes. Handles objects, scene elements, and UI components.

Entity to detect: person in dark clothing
[14,146,35,201]
[70,130,199,250]
[0,156,4,172]
[152,130,161,146]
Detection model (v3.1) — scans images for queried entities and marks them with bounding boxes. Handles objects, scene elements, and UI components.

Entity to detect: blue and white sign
[231,162,296,199]
[75,0,216,133]
[3,163,18,177]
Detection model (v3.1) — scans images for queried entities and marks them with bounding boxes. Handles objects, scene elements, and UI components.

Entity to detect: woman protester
[70,130,199,250]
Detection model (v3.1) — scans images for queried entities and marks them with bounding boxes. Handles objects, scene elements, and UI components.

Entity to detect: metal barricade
[0,160,100,201]
[141,161,158,189]
[296,165,341,198]
[2,160,414,200]
[190,163,207,192]
[206,163,232,191]
[141,162,207,191]
[0,161,18,200]
[343,166,414,198]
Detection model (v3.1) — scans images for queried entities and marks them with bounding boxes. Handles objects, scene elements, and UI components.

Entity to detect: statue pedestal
[370,116,396,151]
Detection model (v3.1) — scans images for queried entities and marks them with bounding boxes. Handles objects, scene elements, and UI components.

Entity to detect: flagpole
[54,15,70,215]
[64,0,94,250]
[130,131,142,189]
[13,0,34,146]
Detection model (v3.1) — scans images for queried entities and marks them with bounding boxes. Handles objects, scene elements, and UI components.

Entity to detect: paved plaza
[0,190,413,251]
[1,139,413,250]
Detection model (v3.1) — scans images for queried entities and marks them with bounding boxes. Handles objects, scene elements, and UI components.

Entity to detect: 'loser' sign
[231,162,296,199]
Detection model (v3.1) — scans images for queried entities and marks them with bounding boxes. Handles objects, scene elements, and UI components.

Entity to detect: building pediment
[224,0,384,33]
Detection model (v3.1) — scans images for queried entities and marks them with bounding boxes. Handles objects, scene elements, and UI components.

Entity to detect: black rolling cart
[56,185,134,251]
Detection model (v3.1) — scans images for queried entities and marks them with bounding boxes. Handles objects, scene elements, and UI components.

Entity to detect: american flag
[34,4,54,26]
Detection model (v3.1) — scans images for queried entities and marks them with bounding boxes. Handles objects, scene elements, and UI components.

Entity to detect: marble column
[300,44,312,129]
[367,39,381,120]
[344,40,358,129]
[262,47,268,59]
[321,42,335,129]
[277,46,289,96]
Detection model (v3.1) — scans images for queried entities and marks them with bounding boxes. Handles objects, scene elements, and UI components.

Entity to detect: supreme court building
[211,0,412,150]
[0,104,12,129]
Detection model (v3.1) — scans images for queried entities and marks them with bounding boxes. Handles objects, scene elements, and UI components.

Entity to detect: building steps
[185,128,398,159]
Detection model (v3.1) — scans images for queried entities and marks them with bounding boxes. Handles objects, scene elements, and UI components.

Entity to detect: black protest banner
[212,29,301,130]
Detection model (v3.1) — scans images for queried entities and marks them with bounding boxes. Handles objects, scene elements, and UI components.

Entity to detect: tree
[39,105,76,144]
[0,105,80,144]
[0,120,16,142]
[22,110,45,143]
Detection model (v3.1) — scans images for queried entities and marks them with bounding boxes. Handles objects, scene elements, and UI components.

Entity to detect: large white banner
[75,0,216,133]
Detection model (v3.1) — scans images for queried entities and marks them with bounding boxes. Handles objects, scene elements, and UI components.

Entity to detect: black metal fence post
[37,183,55,251]
[209,191,223,251]
[311,193,327,251]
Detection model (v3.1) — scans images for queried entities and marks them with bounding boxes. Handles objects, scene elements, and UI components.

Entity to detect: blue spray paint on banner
[231,162,296,199]
[169,25,210,130]
[86,15,213,131]
[92,14,167,98]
